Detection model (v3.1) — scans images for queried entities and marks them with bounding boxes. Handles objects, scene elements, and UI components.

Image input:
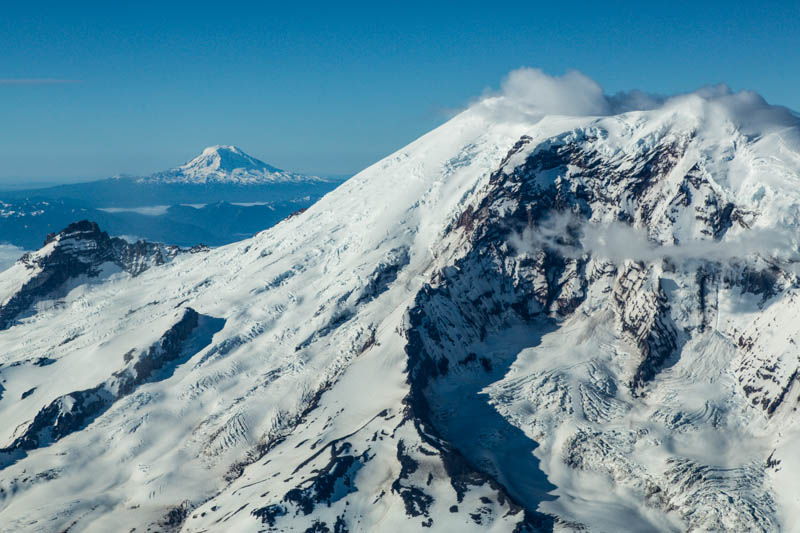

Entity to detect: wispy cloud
[509,212,798,266]
[0,78,81,85]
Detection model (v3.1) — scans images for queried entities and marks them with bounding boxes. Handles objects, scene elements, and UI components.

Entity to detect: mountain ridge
[1,82,800,531]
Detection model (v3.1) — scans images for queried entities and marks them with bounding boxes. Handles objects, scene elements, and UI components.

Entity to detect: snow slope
[1,72,800,532]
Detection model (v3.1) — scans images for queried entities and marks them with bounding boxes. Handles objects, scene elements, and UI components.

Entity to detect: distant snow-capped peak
[181,145,281,174]
[140,145,325,185]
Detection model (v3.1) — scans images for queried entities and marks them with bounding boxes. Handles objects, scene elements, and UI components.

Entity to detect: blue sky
[1,1,798,183]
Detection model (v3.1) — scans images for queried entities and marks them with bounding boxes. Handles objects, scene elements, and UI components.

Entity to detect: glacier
[1,72,800,532]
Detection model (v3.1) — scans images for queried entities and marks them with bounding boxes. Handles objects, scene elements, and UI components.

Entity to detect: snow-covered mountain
[140,145,326,185]
[0,145,339,208]
[2,71,800,532]
[0,147,342,248]
[0,220,206,330]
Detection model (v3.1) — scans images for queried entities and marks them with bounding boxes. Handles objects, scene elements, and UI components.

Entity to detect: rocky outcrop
[0,220,205,330]
[1,308,222,461]
[407,126,793,530]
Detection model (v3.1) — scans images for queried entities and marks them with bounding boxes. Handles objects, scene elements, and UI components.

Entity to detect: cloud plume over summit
[499,68,611,116]
[473,67,799,132]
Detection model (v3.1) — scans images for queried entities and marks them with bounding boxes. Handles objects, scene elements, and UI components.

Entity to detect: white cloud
[0,244,27,271]
[471,67,798,131]
[510,213,797,266]
[499,68,610,116]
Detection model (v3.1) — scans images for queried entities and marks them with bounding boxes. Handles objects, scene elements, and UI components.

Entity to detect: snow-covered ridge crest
[0,220,205,331]
[140,145,326,185]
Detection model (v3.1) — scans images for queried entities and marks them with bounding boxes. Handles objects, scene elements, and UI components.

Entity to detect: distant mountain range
[0,146,345,251]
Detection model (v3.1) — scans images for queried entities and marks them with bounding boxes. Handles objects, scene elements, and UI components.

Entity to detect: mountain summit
[142,145,324,185]
[2,74,800,532]
[183,145,283,174]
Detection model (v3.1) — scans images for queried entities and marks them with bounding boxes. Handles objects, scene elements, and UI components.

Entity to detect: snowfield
[1,70,800,532]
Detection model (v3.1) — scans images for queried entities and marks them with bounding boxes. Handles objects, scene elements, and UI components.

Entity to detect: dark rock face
[390,126,798,530]
[159,500,194,531]
[251,504,287,527]
[0,220,203,330]
[402,250,558,531]
[10,386,114,451]
[612,262,682,395]
[250,441,368,530]
[1,221,115,330]
[377,133,676,531]
[355,247,410,305]
[447,128,760,396]
[390,439,435,519]
[283,444,364,514]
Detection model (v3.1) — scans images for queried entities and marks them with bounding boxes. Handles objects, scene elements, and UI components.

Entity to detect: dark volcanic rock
[0,220,203,330]
[1,308,222,461]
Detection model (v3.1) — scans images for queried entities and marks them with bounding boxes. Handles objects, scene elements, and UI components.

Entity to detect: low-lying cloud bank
[510,213,798,268]
[0,244,27,272]
[474,67,798,132]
